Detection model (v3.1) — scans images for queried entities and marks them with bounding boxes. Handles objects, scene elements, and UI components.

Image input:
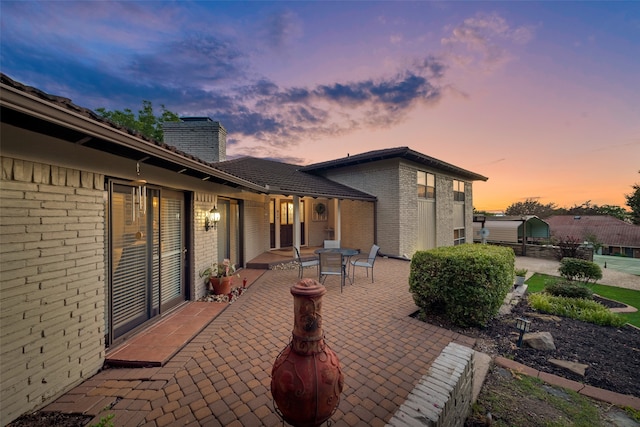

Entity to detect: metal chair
[323,240,341,248]
[294,247,319,279]
[350,244,380,283]
[323,240,348,274]
[319,251,345,292]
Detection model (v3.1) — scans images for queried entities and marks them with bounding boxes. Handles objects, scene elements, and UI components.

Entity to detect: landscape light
[515,317,531,347]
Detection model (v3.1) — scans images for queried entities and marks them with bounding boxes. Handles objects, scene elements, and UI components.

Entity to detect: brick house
[545,215,640,258]
[0,74,486,423]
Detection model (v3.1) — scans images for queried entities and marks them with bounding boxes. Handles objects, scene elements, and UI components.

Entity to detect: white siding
[417,199,436,250]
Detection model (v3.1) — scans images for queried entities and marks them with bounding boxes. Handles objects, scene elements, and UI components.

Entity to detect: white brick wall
[436,174,454,247]
[398,163,418,256]
[0,157,105,425]
[163,119,227,163]
[321,158,476,257]
[194,193,217,299]
[387,342,474,427]
[323,159,400,256]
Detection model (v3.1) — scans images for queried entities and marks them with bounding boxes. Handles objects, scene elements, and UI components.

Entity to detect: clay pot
[210,276,232,295]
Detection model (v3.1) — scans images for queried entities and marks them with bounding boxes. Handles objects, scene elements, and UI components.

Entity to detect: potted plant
[200,258,238,295]
[514,268,528,286]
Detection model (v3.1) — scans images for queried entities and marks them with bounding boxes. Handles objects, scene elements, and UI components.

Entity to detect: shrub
[529,293,626,327]
[544,279,593,299]
[409,244,514,327]
[553,235,582,260]
[558,257,603,284]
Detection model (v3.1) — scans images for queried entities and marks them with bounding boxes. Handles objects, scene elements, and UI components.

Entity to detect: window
[417,171,435,199]
[453,180,465,202]
[454,228,465,245]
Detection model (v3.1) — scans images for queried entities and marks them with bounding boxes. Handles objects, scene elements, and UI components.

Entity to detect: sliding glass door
[107,181,185,345]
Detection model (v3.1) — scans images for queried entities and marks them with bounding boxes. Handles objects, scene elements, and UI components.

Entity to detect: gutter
[1,83,268,194]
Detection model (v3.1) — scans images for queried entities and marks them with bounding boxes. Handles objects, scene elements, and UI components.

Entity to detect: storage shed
[473,215,550,243]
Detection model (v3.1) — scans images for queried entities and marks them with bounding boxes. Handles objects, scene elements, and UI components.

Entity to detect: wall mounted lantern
[515,317,531,347]
[205,206,221,231]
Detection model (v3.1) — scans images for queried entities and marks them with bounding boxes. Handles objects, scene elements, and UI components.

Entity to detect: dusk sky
[1,1,638,211]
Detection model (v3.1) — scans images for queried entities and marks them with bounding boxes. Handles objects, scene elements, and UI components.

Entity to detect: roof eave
[301,146,488,182]
[0,83,268,194]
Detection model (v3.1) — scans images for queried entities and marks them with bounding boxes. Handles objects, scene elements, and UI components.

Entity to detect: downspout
[373,199,378,247]
[336,199,342,242]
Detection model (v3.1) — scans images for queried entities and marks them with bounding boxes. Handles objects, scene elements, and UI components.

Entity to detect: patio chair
[294,247,319,279]
[323,240,341,248]
[350,244,380,283]
[323,239,348,273]
[319,251,345,292]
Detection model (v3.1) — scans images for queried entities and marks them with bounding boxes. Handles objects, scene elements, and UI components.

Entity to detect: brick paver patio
[42,258,475,426]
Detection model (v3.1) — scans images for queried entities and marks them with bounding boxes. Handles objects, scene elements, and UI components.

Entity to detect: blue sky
[1,1,639,210]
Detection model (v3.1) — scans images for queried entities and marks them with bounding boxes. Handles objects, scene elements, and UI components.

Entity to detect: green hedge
[409,244,515,327]
[544,279,593,299]
[558,257,603,284]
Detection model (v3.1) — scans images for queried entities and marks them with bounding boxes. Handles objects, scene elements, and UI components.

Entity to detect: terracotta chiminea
[271,278,344,427]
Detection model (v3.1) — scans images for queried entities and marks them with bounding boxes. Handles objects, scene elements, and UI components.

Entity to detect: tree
[473,208,498,216]
[626,180,640,225]
[504,198,559,218]
[95,100,179,141]
[567,200,630,222]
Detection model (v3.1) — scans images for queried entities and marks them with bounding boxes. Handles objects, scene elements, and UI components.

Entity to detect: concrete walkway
[42,258,474,426]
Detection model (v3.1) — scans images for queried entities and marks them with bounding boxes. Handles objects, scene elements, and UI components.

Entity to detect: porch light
[205,206,221,231]
[515,317,531,347]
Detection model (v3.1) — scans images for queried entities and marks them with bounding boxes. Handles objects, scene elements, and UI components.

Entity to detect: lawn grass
[470,368,607,426]
[526,273,640,327]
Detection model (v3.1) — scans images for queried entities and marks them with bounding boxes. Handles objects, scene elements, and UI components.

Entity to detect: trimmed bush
[544,279,593,299]
[409,244,515,327]
[529,293,626,327]
[558,257,603,284]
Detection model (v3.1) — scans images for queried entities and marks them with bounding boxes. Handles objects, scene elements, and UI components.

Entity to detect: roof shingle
[213,157,376,201]
[546,215,640,248]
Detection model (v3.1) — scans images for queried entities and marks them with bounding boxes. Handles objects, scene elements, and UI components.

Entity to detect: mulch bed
[419,296,640,397]
[7,412,92,427]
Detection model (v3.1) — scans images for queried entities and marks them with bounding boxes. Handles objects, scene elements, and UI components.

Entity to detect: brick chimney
[162,117,227,163]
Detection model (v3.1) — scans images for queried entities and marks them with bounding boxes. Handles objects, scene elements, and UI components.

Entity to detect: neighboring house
[472,215,550,244]
[545,215,640,258]
[0,74,486,423]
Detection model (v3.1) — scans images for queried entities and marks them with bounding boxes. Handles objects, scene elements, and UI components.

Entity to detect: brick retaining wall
[491,242,593,261]
[386,342,474,427]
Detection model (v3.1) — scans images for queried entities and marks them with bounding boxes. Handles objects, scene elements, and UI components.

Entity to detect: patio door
[107,181,186,345]
[279,200,305,248]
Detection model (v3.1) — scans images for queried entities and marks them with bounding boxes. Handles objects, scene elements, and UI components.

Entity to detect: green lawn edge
[526,273,640,327]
